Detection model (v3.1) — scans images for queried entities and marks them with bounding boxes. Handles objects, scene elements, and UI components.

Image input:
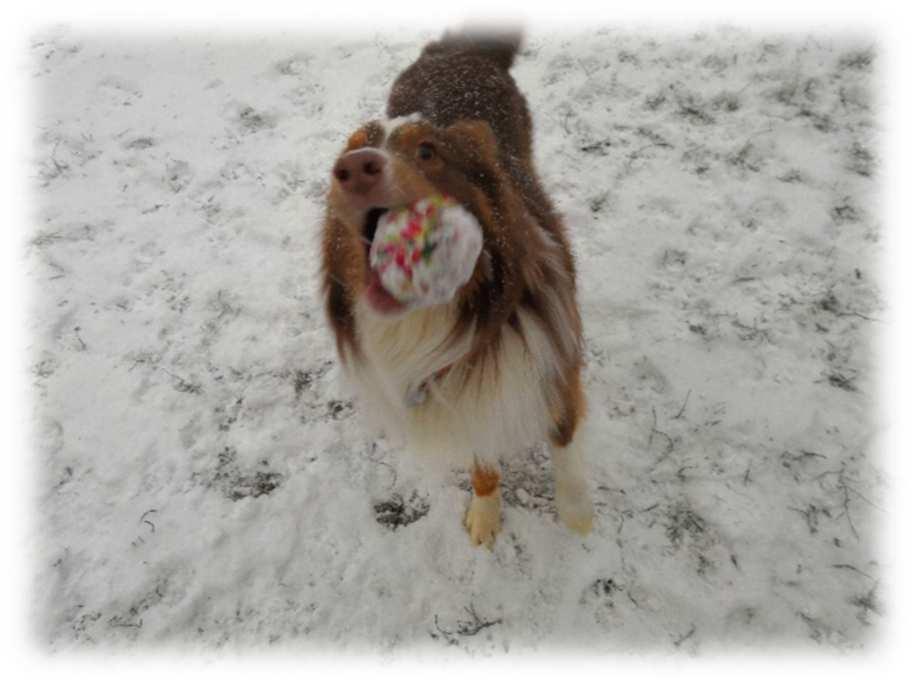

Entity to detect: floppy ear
[444,120,501,166]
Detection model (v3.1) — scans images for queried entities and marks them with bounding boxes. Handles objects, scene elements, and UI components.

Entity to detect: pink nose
[333,148,386,195]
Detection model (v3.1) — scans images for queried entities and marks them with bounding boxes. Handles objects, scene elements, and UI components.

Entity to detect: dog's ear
[444,120,500,167]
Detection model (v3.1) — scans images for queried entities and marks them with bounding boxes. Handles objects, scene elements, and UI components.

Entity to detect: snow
[28,25,883,653]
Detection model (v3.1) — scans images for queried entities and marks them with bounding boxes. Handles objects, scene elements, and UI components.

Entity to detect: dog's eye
[417,142,436,161]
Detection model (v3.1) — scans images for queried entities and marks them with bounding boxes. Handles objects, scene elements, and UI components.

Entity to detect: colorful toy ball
[369,195,483,308]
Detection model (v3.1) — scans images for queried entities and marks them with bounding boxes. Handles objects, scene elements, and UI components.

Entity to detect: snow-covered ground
[28,26,883,652]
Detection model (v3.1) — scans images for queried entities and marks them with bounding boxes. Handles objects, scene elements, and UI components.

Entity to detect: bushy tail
[423,24,523,70]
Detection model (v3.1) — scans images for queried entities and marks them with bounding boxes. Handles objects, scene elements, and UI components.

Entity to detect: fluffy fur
[321,28,594,546]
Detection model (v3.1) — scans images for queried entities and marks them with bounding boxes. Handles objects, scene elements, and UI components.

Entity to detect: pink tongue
[366,269,405,314]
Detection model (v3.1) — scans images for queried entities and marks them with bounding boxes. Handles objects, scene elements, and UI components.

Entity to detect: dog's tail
[423,24,523,71]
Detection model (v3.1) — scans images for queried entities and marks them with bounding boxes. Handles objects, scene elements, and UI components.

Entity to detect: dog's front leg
[464,459,502,548]
[551,437,594,535]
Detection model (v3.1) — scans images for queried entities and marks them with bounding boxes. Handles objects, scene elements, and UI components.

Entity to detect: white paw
[556,482,594,535]
[464,493,502,548]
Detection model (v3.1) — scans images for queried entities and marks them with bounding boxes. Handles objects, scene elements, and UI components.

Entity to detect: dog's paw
[556,483,594,535]
[464,493,502,548]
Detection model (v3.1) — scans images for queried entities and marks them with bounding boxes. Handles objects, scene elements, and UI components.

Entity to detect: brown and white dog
[321,28,594,547]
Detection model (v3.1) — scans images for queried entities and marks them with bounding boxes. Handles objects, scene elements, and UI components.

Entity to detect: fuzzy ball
[369,195,483,307]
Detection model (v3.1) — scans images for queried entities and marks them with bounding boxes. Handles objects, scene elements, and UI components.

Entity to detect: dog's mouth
[361,207,389,252]
[360,206,408,316]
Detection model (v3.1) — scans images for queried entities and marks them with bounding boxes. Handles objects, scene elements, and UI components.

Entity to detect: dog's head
[324,116,531,319]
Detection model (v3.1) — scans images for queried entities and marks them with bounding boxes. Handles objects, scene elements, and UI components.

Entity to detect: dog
[321,28,594,547]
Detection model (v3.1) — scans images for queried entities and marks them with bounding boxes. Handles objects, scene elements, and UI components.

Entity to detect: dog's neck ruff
[405,362,454,407]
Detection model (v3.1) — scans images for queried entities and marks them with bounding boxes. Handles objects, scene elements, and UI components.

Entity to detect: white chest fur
[347,300,561,468]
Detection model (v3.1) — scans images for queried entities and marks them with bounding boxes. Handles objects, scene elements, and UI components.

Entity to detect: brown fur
[321,29,586,447]
[471,463,501,497]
